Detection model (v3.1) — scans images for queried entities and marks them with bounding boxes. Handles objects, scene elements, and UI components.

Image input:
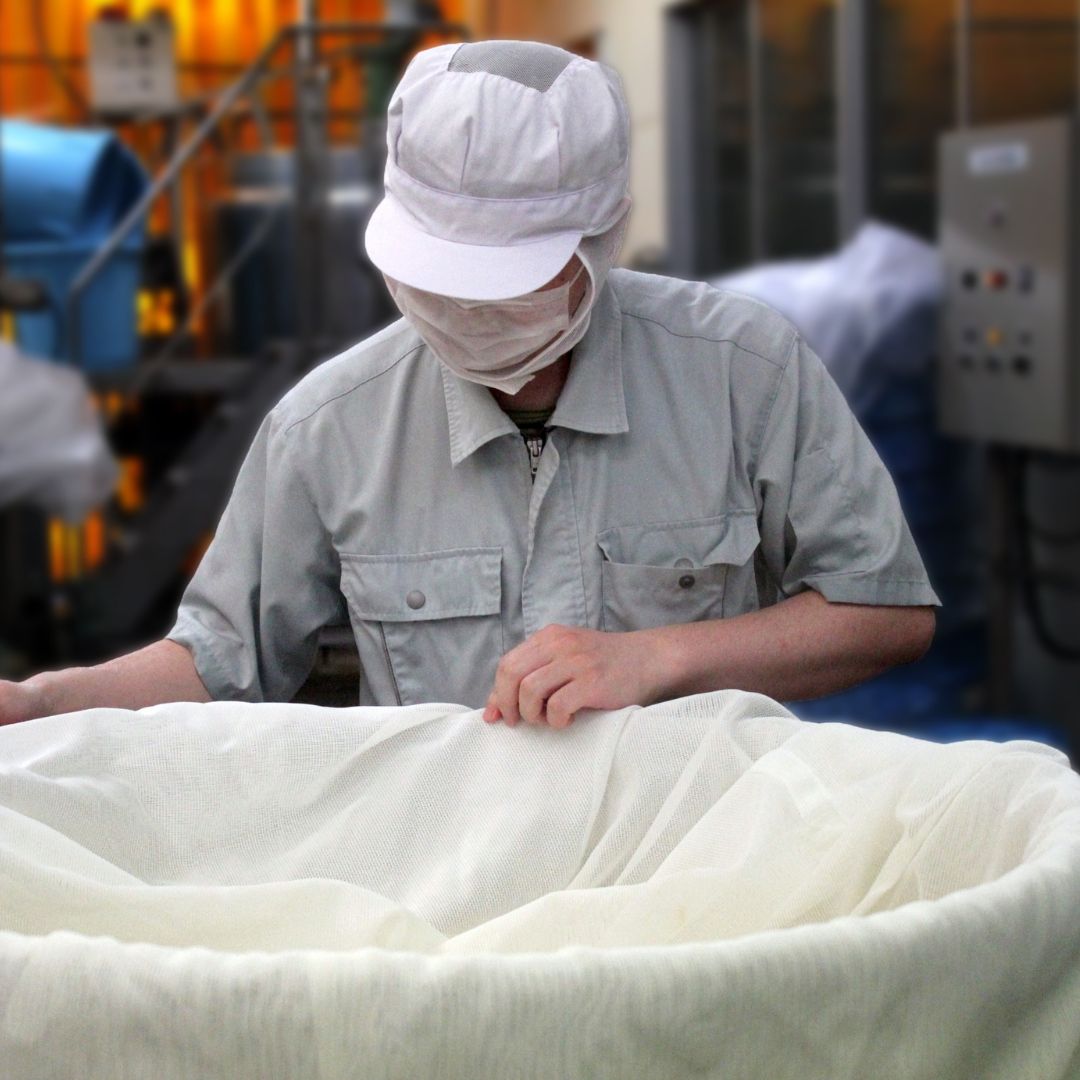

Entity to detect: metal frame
[664,0,986,271]
[837,0,870,241]
[664,5,704,277]
[956,0,973,127]
[746,0,766,264]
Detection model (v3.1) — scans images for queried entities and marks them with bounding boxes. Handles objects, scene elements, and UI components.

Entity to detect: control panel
[938,116,1079,451]
[88,11,178,115]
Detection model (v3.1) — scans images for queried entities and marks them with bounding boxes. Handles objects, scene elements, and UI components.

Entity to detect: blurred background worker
[0,2,1076,758]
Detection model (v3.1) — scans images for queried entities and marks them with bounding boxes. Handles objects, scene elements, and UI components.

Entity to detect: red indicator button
[984,270,1009,290]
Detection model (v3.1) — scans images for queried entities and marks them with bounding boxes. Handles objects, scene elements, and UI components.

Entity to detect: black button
[959,354,975,370]
[678,574,696,589]
[985,356,1002,373]
[1013,355,1033,375]
[961,270,978,290]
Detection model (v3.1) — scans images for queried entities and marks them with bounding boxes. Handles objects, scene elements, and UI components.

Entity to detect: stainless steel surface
[938,116,1079,451]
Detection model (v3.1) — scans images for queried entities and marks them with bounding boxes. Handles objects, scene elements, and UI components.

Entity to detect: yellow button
[985,327,1004,347]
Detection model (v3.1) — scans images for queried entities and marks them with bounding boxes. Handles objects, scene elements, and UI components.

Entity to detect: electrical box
[88,12,178,115]
[938,116,1080,452]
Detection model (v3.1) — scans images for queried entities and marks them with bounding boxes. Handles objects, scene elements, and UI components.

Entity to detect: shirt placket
[520,429,588,637]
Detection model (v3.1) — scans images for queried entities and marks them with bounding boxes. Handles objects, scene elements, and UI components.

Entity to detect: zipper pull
[525,433,544,482]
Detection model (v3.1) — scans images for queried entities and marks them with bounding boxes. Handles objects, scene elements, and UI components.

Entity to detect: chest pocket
[596,513,760,633]
[340,547,503,709]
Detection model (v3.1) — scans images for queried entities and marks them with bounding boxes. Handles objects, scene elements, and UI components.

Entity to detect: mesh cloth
[2,691,1080,1078]
[447,41,575,93]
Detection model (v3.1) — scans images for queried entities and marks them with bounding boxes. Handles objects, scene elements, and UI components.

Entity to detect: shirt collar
[442,282,628,467]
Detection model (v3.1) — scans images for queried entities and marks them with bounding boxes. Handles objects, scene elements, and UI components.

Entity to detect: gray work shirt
[169,269,940,708]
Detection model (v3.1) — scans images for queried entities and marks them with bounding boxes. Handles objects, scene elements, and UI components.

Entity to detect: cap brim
[364,194,582,301]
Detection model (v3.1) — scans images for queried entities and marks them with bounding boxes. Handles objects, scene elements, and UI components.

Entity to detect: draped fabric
[2,691,1078,1078]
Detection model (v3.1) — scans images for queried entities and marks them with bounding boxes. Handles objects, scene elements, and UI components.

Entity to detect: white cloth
[2,691,1079,1078]
[714,221,943,412]
[0,340,117,518]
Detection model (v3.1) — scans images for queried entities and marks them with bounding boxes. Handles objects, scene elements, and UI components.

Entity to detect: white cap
[364,40,631,301]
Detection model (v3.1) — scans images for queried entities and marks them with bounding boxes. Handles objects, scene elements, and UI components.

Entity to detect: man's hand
[482,624,670,730]
[481,595,936,732]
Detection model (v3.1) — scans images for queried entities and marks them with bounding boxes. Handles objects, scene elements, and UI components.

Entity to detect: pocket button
[678,574,696,589]
[406,590,427,610]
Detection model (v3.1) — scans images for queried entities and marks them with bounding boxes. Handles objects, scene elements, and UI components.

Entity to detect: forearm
[22,639,211,719]
[649,590,936,703]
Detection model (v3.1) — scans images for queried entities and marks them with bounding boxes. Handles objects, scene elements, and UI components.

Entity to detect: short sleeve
[167,411,346,701]
[754,335,941,607]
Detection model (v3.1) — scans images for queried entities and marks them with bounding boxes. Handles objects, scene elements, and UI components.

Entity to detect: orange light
[48,519,67,584]
[118,456,145,512]
[65,524,83,580]
[84,512,106,570]
[984,270,1009,290]
[138,290,156,336]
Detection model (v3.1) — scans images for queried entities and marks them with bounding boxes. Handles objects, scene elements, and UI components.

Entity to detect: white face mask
[384,201,630,395]
[385,264,589,395]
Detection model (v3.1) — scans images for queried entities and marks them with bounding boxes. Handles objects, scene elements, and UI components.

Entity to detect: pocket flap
[597,513,760,568]
[341,547,502,621]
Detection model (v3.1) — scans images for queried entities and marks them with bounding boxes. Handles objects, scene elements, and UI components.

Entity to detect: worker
[0,40,937,730]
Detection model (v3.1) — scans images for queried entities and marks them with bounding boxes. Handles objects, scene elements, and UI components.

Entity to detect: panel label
[968,142,1031,176]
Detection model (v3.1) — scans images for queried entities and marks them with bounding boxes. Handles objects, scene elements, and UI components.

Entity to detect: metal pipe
[297,0,318,67]
[837,0,870,243]
[293,24,321,364]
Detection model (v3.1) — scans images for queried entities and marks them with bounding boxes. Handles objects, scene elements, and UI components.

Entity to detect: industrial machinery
[0,7,464,671]
[938,117,1080,725]
[939,117,1080,453]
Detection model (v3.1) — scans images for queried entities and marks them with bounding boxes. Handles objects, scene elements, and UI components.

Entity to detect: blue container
[4,239,142,372]
[1,120,148,370]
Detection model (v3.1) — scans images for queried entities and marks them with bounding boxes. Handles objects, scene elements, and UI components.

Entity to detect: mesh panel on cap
[447,41,574,93]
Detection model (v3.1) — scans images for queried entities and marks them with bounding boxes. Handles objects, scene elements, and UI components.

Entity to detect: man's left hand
[482,624,668,730]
